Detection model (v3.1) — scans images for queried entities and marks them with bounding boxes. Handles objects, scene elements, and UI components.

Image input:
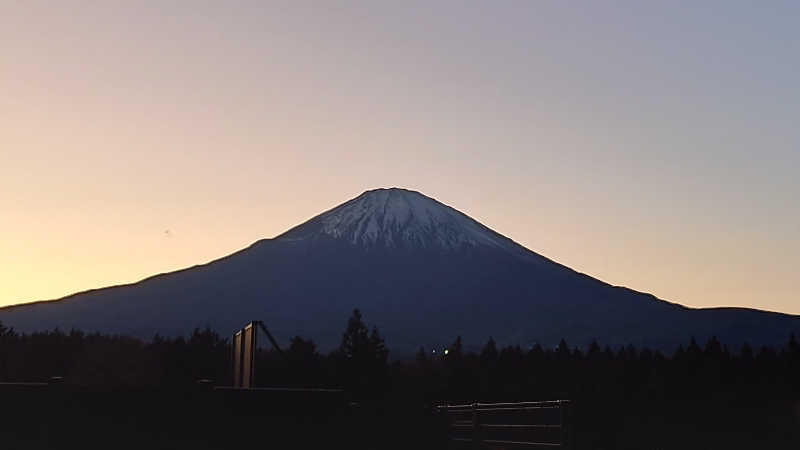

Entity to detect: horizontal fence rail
[437,400,572,449]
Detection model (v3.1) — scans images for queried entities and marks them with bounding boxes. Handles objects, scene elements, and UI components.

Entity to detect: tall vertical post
[241,322,257,388]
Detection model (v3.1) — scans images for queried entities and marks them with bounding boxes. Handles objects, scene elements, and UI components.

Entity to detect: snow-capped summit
[2,186,798,354]
[279,188,522,252]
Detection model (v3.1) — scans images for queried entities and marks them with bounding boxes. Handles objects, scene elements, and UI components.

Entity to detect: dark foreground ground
[2,384,799,449]
[0,384,444,450]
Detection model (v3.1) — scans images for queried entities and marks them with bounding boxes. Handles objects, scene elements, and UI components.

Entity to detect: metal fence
[438,400,572,449]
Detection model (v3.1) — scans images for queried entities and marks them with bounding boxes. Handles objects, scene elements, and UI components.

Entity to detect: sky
[1,1,798,314]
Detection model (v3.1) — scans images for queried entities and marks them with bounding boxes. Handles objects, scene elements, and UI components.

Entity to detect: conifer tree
[338,309,388,397]
[481,337,499,367]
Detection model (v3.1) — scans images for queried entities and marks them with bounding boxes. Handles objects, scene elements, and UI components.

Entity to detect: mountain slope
[1,188,797,353]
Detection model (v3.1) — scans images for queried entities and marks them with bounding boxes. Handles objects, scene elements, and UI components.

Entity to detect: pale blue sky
[1,1,798,313]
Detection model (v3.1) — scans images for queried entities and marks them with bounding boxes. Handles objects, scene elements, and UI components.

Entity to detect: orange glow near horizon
[2,2,799,314]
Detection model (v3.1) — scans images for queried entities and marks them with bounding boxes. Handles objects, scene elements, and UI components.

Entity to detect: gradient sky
[2,2,798,314]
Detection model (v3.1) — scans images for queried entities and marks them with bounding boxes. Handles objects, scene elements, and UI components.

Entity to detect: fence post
[472,402,480,449]
[560,400,573,450]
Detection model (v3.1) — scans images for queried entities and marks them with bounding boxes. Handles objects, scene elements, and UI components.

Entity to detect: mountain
[1,187,798,353]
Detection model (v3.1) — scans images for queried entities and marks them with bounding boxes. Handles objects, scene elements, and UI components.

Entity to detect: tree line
[1,311,799,403]
[3,310,800,448]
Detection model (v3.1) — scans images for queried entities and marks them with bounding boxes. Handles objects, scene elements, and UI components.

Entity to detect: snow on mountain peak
[280,188,522,252]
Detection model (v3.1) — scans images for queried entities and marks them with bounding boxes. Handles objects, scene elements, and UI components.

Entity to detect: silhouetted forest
[1,311,799,449]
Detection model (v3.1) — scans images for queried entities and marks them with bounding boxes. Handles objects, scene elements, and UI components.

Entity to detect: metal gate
[438,400,572,449]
